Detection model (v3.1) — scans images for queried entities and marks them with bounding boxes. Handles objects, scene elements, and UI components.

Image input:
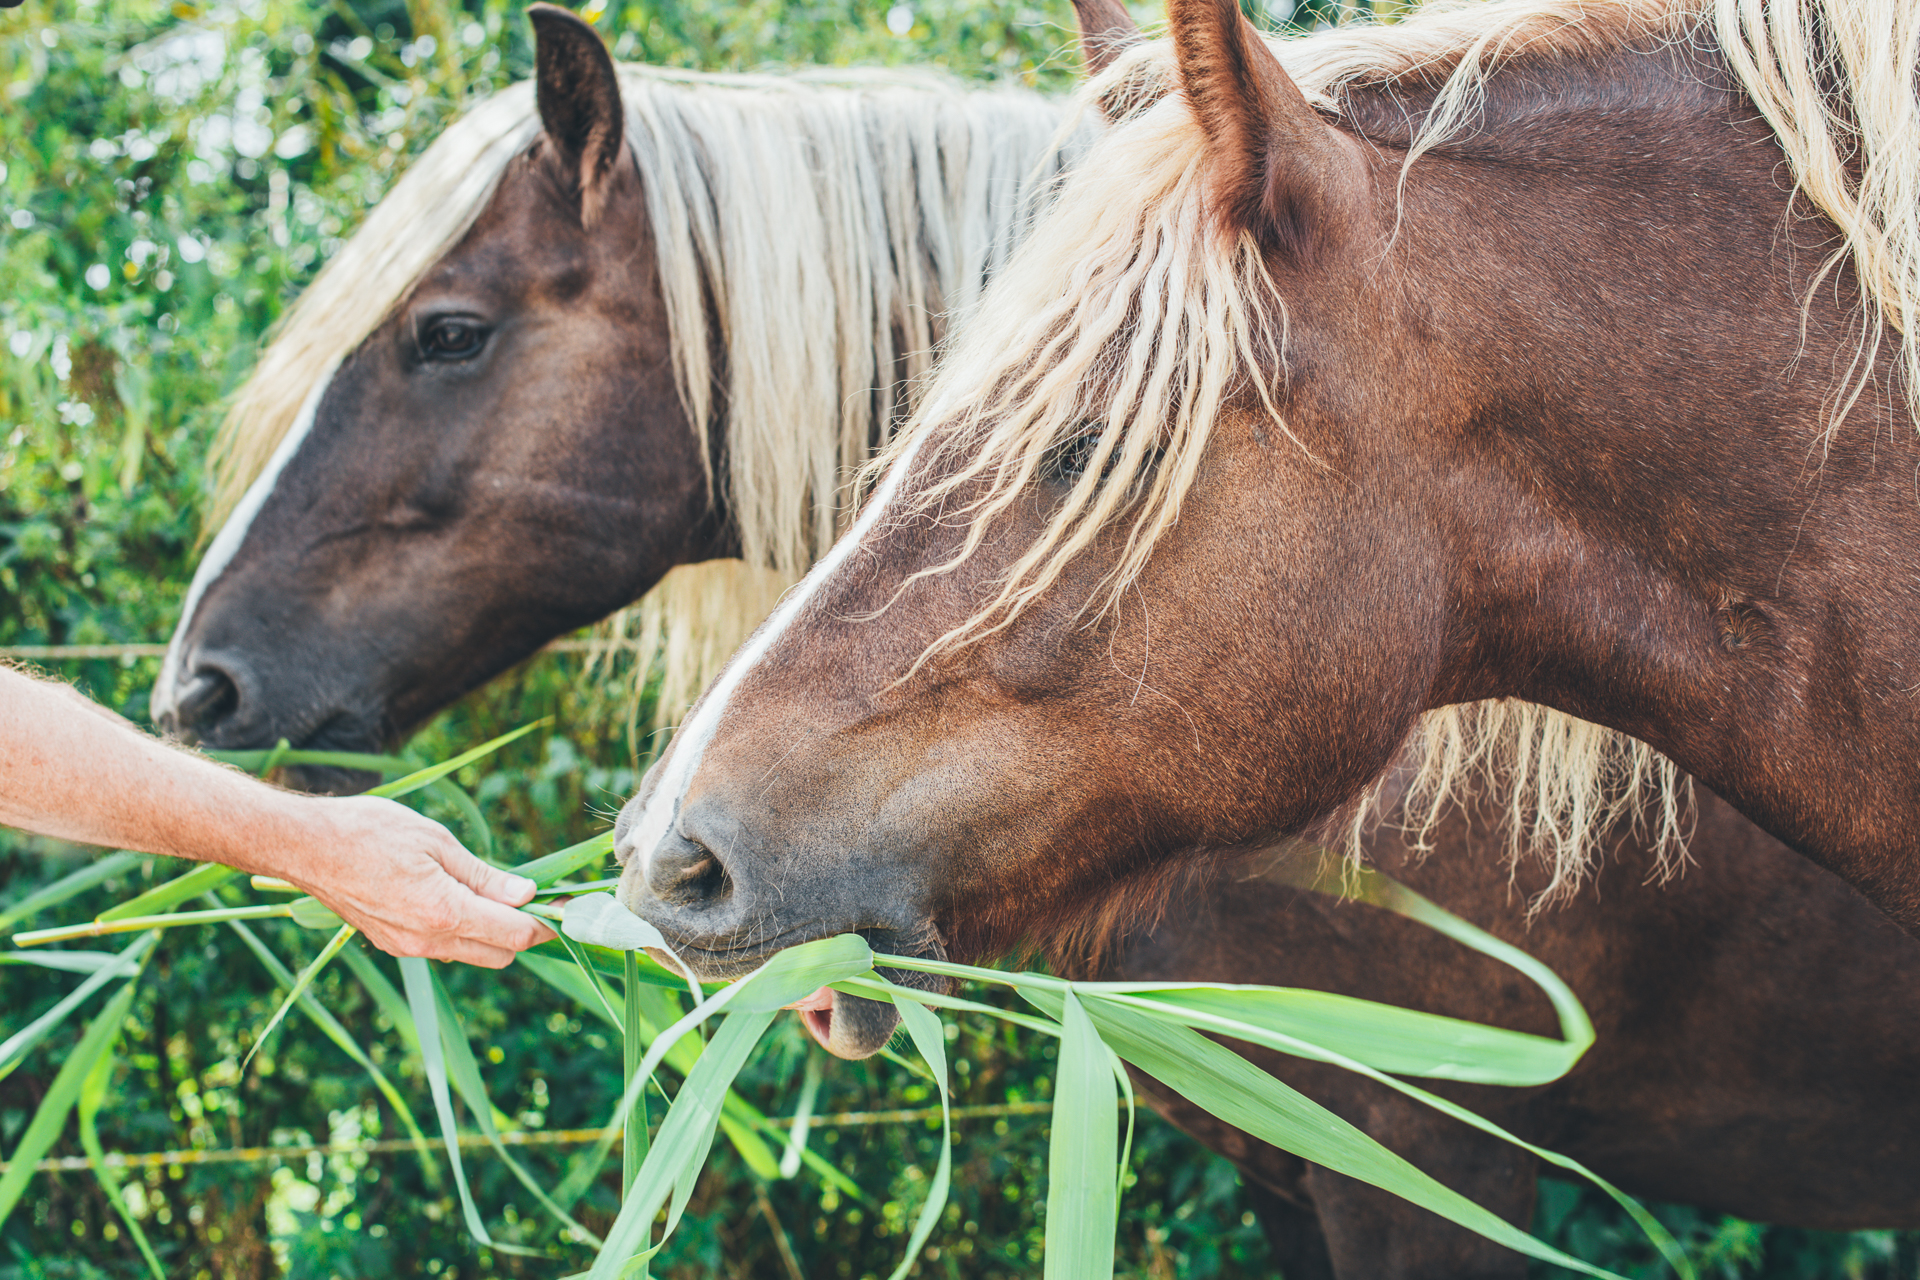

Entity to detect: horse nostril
[647,832,734,910]
[173,668,239,734]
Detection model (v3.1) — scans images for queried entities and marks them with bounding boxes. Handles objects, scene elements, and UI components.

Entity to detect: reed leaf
[287,897,346,930]
[511,830,615,888]
[0,850,143,935]
[883,996,954,1280]
[203,747,417,775]
[242,923,356,1072]
[1068,993,1632,1280]
[94,862,239,924]
[425,968,603,1246]
[226,921,438,1179]
[777,1054,823,1179]
[399,957,540,1255]
[0,953,147,1230]
[0,932,157,1084]
[370,720,549,802]
[582,936,875,1278]
[77,1046,165,1280]
[1043,988,1117,1280]
[0,949,122,973]
[427,775,496,863]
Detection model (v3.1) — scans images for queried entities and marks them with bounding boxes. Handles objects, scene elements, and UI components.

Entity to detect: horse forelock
[206,61,1083,730]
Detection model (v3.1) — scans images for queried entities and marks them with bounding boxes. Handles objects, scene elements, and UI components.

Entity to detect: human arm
[0,665,553,967]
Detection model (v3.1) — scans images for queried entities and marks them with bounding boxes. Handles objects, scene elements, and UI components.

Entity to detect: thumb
[443,846,539,907]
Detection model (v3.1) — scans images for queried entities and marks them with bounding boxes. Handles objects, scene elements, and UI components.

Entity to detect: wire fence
[1,1101,1057,1175]
[0,640,641,662]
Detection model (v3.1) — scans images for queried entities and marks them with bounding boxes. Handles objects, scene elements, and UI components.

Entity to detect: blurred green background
[0,0,1916,1275]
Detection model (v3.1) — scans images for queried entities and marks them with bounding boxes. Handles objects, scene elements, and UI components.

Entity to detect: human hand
[280,795,555,967]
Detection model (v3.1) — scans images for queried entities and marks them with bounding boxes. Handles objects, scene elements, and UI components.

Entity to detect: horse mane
[205,62,1087,726]
[872,0,1914,903]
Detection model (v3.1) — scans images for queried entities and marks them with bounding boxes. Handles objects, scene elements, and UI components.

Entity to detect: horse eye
[419,317,488,362]
[1042,424,1108,485]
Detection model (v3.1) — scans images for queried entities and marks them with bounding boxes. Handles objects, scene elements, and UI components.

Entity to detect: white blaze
[152,361,340,720]
[622,429,933,875]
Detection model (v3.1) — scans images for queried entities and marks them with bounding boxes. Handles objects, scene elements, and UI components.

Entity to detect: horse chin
[785,927,949,1060]
[798,988,902,1060]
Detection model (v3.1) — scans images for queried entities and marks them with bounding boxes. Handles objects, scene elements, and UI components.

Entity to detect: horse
[1090,788,1920,1278]
[609,0,1920,1060]
[149,5,1093,788]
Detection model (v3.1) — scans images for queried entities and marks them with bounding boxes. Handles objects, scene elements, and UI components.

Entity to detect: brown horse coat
[1094,791,1920,1279]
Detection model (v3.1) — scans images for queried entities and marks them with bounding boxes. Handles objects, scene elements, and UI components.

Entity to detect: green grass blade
[1114,985,1579,1085]
[518,949,846,1200]
[1064,993,1632,1280]
[203,747,417,775]
[0,957,146,1231]
[778,1054,823,1179]
[426,969,601,1247]
[1278,860,1595,1051]
[1110,1045,1136,1204]
[400,957,509,1252]
[884,997,953,1280]
[718,1108,782,1181]
[241,923,356,1072]
[336,944,426,1058]
[832,974,1063,1037]
[623,951,651,1280]
[512,831,615,888]
[370,720,550,801]
[521,947,623,1031]
[94,862,238,923]
[0,933,156,1084]
[579,936,875,1278]
[427,775,496,863]
[1100,988,1691,1276]
[1043,988,1117,1280]
[0,851,144,934]
[14,902,292,947]
[227,922,438,1184]
[77,1046,164,1280]
[624,952,646,1196]
[287,897,346,930]
[0,951,122,973]
[586,1008,777,1279]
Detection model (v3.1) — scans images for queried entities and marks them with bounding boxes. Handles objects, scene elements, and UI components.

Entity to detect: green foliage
[1,0,1916,1276]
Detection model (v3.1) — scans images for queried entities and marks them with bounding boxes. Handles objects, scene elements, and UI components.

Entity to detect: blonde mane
[206,63,1086,727]
[870,0,1918,902]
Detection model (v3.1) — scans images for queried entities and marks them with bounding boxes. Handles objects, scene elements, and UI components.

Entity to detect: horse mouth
[662,926,949,1060]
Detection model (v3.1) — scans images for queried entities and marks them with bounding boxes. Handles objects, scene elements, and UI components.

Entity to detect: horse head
[617,0,1920,1056]
[153,8,712,786]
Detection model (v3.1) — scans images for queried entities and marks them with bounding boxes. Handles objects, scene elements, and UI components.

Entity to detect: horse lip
[645,923,948,985]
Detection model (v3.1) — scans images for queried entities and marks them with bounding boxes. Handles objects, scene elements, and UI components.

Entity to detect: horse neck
[1398,44,1920,930]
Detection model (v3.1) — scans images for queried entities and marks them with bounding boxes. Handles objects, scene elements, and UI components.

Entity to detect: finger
[443,847,540,907]
[459,895,556,952]
[429,937,522,969]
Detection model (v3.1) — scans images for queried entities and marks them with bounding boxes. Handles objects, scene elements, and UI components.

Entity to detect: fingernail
[511,876,537,895]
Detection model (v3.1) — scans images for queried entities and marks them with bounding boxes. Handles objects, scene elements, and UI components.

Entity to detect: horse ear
[528,3,626,228]
[1167,0,1364,257]
[1072,0,1142,76]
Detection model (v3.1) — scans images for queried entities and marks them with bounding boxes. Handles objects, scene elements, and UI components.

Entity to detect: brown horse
[150,7,1087,788]
[611,0,1920,1060]
[1092,788,1920,1278]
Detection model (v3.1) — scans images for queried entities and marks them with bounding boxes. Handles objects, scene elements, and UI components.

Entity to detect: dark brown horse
[611,0,1920,1054]
[150,8,1085,787]
[1093,789,1920,1278]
